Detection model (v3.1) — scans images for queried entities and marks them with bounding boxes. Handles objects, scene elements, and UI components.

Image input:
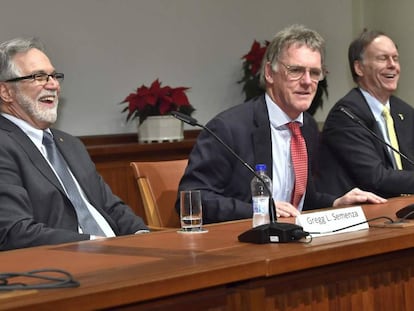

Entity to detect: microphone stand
[340,107,414,166]
[171,111,307,243]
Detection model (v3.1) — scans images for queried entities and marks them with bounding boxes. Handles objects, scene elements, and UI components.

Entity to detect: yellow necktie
[382,107,402,170]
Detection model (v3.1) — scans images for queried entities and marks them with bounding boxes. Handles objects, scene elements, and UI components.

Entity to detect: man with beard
[0,37,148,250]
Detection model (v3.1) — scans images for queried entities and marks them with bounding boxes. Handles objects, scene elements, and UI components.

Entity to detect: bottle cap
[255,164,266,172]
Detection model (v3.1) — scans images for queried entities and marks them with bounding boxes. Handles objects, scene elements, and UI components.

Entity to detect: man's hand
[333,187,387,207]
[275,201,301,217]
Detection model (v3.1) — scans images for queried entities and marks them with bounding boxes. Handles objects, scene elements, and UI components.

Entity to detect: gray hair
[0,37,45,82]
[259,24,325,89]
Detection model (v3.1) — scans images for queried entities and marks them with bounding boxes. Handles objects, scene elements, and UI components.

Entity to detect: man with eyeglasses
[317,30,414,198]
[0,37,148,250]
[176,24,385,224]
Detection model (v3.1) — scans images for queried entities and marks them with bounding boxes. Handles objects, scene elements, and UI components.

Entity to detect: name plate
[296,206,368,237]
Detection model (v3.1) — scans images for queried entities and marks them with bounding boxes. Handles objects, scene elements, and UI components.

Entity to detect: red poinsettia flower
[238,40,270,101]
[242,40,269,75]
[120,79,195,125]
[238,39,328,114]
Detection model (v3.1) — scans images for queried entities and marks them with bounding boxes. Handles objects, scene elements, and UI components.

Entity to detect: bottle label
[252,196,269,214]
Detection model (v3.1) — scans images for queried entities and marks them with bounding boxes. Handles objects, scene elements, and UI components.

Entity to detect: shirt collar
[359,87,390,120]
[1,112,49,148]
[265,93,304,129]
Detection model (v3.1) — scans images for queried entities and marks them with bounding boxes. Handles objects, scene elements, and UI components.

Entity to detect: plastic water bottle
[251,164,272,227]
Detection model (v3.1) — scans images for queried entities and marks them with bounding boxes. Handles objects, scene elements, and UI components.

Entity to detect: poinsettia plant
[238,40,328,115]
[120,79,195,125]
[238,40,270,101]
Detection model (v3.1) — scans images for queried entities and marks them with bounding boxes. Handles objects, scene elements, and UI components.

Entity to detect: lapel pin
[59,138,64,142]
[398,114,404,121]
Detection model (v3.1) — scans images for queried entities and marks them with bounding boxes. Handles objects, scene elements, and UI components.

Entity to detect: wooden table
[1,196,414,310]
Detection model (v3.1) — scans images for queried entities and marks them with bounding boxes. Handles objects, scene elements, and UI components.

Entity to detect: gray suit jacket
[0,115,147,250]
[176,95,335,224]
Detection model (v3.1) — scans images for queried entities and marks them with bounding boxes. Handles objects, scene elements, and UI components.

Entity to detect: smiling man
[317,29,414,198]
[0,38,148,250]
[176,25,385,224]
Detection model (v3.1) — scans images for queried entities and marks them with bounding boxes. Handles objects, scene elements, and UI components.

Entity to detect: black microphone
[172,111,276,223]
[340,107,414,221]
[339,106,414,166]
[171,110,308,243]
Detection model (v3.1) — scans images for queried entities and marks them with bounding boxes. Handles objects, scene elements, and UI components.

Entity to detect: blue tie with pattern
[42,131,105,236]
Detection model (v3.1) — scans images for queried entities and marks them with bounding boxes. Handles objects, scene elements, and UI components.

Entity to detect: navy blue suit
[317,88,414,197]
[177,96,335,224]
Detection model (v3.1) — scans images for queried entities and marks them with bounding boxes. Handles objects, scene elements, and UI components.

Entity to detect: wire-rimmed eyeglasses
[279,62,324,82]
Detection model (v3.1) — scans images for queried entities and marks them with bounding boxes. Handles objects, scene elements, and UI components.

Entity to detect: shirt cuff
[135,230,150,234]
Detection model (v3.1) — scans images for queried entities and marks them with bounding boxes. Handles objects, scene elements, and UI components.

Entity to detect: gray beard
[17,91,58,125]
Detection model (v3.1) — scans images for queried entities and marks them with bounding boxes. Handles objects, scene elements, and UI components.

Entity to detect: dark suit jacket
[0,116,147,250]
[176,96,335,224]
[317,88,414,198]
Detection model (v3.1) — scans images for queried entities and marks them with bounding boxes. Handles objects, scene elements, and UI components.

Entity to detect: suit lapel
[51,130,97,207]
[353,89,395,167]
[0,117,66,193]
[252,96,273,180]
[51,130,86,193]
[301,116,313,180]
[390,98,411,168]
[390,98,406,148]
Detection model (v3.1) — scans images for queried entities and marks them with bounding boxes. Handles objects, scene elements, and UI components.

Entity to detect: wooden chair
[130,159,188,229]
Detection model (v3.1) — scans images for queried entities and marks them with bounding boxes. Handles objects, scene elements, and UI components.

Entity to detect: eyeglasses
[4,72,64,84]
[279,62,324,82]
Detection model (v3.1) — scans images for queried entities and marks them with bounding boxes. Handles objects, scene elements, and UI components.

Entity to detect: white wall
[0,0,355,135]
[362,0,414,105]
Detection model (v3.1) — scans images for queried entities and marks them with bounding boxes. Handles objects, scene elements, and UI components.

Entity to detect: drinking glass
[179,190,207,233]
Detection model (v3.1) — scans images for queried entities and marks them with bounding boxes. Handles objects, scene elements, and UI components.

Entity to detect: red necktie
[287,122,308,208]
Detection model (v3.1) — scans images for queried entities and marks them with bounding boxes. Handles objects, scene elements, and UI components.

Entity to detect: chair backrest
[130,159,188,229]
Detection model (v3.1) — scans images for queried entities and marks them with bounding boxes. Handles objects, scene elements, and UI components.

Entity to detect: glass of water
[179,190,207,233]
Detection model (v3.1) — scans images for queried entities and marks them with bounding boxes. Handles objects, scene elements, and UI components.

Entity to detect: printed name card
[296,206,368,237]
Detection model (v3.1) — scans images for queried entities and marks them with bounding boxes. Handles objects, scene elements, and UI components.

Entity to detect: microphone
[339,106,414,166]
[171,110,308,243]
[172,111,276,223]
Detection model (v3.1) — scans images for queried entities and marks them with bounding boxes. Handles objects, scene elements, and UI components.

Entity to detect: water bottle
[251,164,272,227]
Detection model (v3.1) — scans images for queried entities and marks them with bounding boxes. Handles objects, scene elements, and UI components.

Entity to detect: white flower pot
[138,115,184,143]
